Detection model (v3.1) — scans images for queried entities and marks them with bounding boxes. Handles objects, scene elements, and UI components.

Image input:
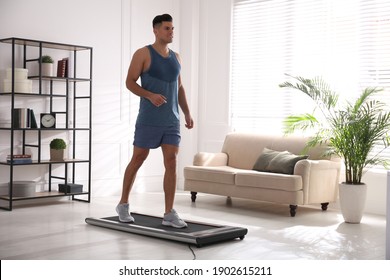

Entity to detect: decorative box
[7,181,36,197]
[4,68,32,93]
[0,183,8,196]
[59,183,83,193]
[6,68,28,80]
[4,79,32,93]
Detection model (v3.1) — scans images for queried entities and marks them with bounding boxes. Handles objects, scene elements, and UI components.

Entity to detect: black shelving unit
[0,37,92,210]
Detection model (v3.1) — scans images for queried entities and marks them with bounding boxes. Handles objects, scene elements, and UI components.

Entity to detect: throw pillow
[266,152,309,174]
[253,148,288,172]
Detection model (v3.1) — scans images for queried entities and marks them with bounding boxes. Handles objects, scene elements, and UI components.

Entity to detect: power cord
[188,244,196,260]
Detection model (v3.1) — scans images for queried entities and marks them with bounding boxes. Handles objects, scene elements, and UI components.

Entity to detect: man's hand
[184,114,194,129]
[149,94,167,107]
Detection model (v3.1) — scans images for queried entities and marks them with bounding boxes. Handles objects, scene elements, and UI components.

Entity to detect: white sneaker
[162,209,188,228]
[116,203,135,223]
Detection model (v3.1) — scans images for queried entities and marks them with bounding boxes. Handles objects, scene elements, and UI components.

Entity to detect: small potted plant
[41,55,54,76]
[50,138,67,161]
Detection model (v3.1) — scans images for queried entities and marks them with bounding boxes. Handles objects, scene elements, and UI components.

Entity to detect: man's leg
[119,146,150,204]
[161,144,179,213]
[116,146,149,223]
[161,144,187,228]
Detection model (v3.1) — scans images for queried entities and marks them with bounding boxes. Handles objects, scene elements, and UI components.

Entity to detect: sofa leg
[191,192,197,202]
[321,202,329,211]
[289,205,297,217]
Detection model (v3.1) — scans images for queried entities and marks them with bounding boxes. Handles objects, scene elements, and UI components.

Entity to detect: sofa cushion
[252,148,288,172]
[266,153,309,174]
[235,170,303,191]
[183,166,237,185]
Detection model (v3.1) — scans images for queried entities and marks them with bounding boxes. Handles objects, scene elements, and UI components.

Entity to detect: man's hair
[152,14,173,28]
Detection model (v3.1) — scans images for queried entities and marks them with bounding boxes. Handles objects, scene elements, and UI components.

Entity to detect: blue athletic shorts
[133,124,181,149]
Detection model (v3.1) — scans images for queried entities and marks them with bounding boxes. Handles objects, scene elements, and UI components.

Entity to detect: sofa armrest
[294,159,341,204]
[193,152,228,166]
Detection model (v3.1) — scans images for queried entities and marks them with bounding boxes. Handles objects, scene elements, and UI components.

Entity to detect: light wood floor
[0,191,386,260]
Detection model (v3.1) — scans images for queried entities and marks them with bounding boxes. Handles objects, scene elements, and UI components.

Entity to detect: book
[62,57,69,78]
[12,108,38,128]
[57,59,66,77]
[29,109,37,128]
[6,158,33,164]
[57,58,69,78]
[7,154,32,159]
[12,108,29,128]
[6,155,32,164]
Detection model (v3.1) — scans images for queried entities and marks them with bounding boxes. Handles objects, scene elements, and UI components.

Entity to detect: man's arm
[175,53,194,129]
[125,48,167,107]
[178,77,194,129]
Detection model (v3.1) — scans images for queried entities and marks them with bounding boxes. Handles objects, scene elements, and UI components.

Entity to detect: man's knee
[165,157,177,171]
[162,144,178,170]
[131,148,149,166]
[163,152,177,170]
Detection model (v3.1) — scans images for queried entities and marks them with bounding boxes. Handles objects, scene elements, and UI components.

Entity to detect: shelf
[28,76,91,82]
[0,92,91,98]
[0,191,89,201]
[0,127,90,131]
[0,92,67,97]
[0,37,91,51]
[0,37,92,210]
[0,159,90,166]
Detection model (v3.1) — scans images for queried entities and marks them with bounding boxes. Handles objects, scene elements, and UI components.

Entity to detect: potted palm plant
[279,75,390,223]
[50,138,67,161]
[41,55,54,76]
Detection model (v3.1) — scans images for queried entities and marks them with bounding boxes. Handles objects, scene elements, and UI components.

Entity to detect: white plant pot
[339,182,367,224]
[41,63,53,76]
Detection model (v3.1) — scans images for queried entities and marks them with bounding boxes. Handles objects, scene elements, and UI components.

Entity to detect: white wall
[0,0,125,197]
[197,0,232,152]
[0,0,387,215]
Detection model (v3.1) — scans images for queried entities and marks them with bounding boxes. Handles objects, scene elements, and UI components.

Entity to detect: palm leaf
[283,114,318,134]
[280,75,390,184]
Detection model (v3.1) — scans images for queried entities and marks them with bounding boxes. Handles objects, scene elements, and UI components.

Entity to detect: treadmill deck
[85,213,248,247]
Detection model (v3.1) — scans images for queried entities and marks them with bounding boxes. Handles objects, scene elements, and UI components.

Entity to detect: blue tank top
[136,45,181,126]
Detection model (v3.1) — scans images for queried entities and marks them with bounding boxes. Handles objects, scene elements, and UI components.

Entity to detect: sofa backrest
[221,132,332,169]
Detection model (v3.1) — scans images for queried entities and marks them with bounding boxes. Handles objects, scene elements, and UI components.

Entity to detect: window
[230,0,390,136]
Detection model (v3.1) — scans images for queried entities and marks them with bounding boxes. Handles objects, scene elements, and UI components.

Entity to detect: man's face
[154,21,174,44]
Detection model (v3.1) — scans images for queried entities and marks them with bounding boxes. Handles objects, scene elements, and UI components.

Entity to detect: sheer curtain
[230,0,390,137]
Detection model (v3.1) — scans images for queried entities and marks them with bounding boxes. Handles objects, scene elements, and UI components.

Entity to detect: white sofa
[184,132,341,216]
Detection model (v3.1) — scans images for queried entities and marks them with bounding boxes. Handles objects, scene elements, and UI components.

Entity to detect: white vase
[339,182,367,223]
[41,63,53,76]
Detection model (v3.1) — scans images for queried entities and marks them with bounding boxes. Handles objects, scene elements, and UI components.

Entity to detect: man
[116,14,194,228]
